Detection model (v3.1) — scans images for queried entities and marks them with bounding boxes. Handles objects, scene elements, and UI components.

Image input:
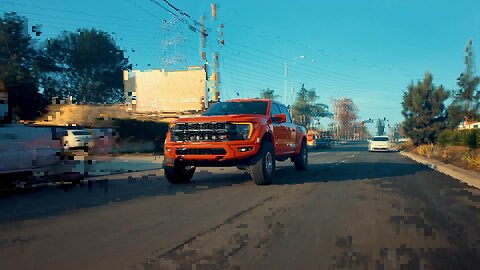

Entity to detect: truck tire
[250,141,275,185]
[164,163,195,184]
[293,140,308,171]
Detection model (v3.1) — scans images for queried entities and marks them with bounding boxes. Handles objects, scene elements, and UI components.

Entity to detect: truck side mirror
[272,114,286,123]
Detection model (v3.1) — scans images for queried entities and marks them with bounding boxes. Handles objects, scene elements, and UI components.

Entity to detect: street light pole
[284,62,288,104]
[290,80,294,115]
[284,56,303,104]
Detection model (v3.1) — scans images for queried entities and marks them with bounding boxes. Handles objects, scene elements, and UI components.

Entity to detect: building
[123,67,208,113]
[458,121,480,130]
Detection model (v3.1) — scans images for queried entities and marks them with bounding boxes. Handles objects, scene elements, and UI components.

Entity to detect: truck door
[279,105,296,153]
[269,103,287,154]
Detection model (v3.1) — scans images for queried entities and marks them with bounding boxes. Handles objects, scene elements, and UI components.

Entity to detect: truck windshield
[372,137,389,141]
[203,101,268,116]
[72,131,90,136]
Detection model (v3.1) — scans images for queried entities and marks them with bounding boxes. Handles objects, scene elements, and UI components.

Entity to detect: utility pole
[209,3,223,102]
[199,14,208,108]
[284,62,288,104]
[210,4,218,102]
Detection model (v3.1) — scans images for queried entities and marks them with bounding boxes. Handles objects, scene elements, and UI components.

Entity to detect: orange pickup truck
[163,99,308,185]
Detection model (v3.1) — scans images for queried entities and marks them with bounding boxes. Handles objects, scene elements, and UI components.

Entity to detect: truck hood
[174,114,268,123]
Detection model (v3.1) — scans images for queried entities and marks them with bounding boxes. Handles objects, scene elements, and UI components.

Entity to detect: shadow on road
[0,170,253,223]
[310,145,369,153]
[367,165,480,269]
[272,161,429,185]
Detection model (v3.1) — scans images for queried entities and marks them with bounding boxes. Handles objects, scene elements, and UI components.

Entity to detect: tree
[44,29,131,103]
[259,88,278,100]
[402,72,449,145]
[0,12,47,121]
[333,98,358,139]
[376,119,386,136]
[447,40,480,128]
[292,84,328,128]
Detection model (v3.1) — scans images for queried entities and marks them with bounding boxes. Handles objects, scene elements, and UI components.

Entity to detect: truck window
[279,105,292,123]
[269,103,281,117]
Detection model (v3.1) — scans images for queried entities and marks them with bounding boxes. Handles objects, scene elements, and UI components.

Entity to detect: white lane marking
[347,152,358,158]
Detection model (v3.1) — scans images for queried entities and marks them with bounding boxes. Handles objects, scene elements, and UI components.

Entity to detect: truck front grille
[171,122,229,142]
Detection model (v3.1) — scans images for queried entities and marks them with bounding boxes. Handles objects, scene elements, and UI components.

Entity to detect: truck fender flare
[294,136,307,154]
[259,131,274,145]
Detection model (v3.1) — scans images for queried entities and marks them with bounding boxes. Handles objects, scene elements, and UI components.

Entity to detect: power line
[0,1,157,25]
[222,54,393,96]
[147,0,207,37]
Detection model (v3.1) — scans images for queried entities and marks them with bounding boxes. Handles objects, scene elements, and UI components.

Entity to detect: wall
[124,68,206,113]
[34,104,128,127]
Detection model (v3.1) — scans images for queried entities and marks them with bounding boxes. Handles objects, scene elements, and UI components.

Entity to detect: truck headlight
[229,123,253,140]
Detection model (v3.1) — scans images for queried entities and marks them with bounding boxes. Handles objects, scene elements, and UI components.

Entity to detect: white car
[368,136,390,152]
[61,129,93,150]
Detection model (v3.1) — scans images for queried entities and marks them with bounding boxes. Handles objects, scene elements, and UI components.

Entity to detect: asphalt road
[1,143,480,270]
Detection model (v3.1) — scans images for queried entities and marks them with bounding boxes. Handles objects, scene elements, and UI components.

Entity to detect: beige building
[124,67,207,113]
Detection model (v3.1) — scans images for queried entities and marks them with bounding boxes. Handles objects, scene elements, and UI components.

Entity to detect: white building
[458,121,480,130]
[123,67,207,113]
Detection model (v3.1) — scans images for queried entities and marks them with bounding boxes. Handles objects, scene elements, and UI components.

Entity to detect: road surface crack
[133,195,276,269]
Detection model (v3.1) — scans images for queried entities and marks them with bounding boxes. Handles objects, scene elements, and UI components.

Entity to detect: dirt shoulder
[405,145,480,173]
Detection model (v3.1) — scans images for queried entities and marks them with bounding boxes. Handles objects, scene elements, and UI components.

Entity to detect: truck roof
[225,98,271,102]
[224,98,287,107]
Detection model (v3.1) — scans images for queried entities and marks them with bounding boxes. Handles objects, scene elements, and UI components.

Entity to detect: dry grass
[409,144,480,173]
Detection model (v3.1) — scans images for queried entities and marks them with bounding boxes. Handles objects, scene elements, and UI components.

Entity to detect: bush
[437,129,479,148]
[465,129,480,149]
[437,130,454,147]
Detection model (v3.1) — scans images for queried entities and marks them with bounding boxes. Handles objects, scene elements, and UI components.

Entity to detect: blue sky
[2,0,480,129]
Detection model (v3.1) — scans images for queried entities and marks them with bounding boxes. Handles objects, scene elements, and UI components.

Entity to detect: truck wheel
[250,141,275,185]
[164,163,195,184]
[293,140,308,171]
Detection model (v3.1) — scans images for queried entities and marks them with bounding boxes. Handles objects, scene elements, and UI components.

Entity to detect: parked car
[164,99,308,185]
[0,124,62,181]
[368,136,391,152]
[315,137,332,148]
[61,129,93,150]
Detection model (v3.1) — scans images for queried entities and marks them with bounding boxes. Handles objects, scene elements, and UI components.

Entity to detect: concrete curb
[401,151,480,189]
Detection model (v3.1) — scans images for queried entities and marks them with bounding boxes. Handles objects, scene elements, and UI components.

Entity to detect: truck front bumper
[163,142,260,167]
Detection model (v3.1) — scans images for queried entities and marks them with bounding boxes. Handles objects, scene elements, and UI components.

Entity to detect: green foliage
[115,119,168,152]
[447,40,480,126]
[437,129,480,149]
[437,130,464,147]
[292,84,328,127]
[466,129,479,149]
[446,103,464,129]
[259,88,278,100]
[0,12,48,120]
[401,72,449,146]
[44,29,131,104]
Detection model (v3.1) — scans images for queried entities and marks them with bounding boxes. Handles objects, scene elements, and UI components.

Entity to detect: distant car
[61,129,93,150]
[315,137,332,148]
[368,136,390,152]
